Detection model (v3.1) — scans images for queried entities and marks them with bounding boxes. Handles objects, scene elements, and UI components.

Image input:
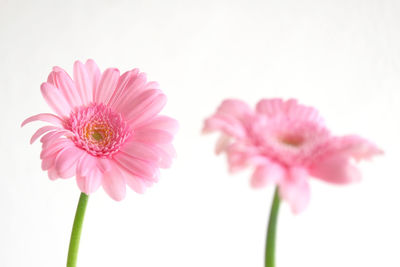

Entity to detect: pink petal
[226,142,266,173]
[120,141,161,163]
[122,89,166,125]
[40,83,72,117]
[47,167,58,180]
[102,164,126,201]
[42,155,56,171]
[97,158,112,173]
[256,98,285,117]
[55,146,84,179]
[279,167,310,214]
[124,172,147,194]
[30,126,59,144]
[203,114,247,139]
[120,89,160,116]
[94,68,120,104]
[203,99,251,138]
[130,94,167,127]
[215,135,231,155]
[74,60,93,104]
[40,130,72,145]
[85,59,101,95]
[153,143,176,168]
[108,69,139,107]
[132,129,173,144]
[310,155,362,184]
[21,113,63,127]
[76,153,97,177]
[216,99,252,121]
[256,98,324,124]
[77,168,102,194]
[113,153,157,180]
[49,68,82,108]
[326,135,383,161]
[251,161,285,188]
[137,116,179,135]
[114,72,149,111]
[41,140,74,171]
[41,139,73,159]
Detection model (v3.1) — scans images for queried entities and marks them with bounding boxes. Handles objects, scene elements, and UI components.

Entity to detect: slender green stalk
[265,187,281,267]
[67,193,89,267]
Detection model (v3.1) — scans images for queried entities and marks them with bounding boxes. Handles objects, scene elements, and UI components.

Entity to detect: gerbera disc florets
[65,103,131,158]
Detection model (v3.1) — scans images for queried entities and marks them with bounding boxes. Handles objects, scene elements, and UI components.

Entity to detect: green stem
[67,193,89,267]
[265,187,281,267]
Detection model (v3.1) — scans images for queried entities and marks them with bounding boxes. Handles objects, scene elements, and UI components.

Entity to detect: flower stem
[67,193,89,267]
[265,187,280,267]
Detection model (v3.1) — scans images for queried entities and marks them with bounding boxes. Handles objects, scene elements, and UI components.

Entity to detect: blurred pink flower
[22,60,178,201]
[204,99,382,213]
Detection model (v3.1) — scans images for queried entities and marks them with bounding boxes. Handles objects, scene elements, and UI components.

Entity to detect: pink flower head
[22,60,178,201]
[204,98,382,213]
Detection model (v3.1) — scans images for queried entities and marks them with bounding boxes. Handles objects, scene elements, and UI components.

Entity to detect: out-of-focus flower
[204,98,382,213]
[22,60,178,201]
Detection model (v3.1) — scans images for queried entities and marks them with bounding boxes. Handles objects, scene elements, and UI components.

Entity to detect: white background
[1,0,399,266]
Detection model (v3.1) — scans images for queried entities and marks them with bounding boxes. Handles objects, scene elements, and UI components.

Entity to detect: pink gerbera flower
[22,60,178,201]
[204,98,382,213]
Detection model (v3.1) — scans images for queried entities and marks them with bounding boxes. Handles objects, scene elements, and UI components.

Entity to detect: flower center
[279,134,304,147]
[91,130,103,141]
[65,103,131,158]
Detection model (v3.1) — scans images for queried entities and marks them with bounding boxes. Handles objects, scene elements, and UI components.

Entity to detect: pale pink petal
[41,140,73,171]
[203,99,251,138]
[137,116,179,135]
[251,161,285,188]
[77,153,97,177]
[114,72,149,111]
[215,135,231,155]
[97,158,112,173]
[120,141,161,162]
[85,59,101,95]
[256,98,324,124]
[153,143,176,168]
[41,139,73,159]
[324,135,383,161]
[21,113,63,127]
[30,126,59,144]
[203,114,247,139]
[226,142,267,173]
[120,89,160,117]
[279,167,310,214]
[40,141,73,171]
[132,129,173,144]
[77,168,102,194]
[129,94,167,127]
[216,99,252,121]
[309,155,362,184]
[125,175,147,194]
[94,68,120,104]
[40,83,72,117]
[40,130,72,145]
[122,89,167,126]
[256,98,285,117]
[47,167,58,180]
[113,153,157,180]
[102,164,126,201]
[49,68,82,108]
[108,69,139,107]
[55,146,84,179]
[41,155,56,171]
[39,131,60,144]
[74,60,93,104]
